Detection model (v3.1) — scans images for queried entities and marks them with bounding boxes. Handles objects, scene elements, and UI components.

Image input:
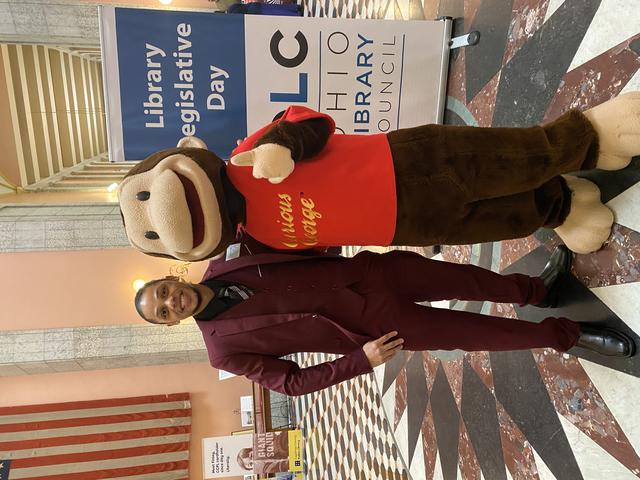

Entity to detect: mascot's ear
[177,136,208,149]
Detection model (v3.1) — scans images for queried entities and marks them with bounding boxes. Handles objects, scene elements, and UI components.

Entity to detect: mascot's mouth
[176,172,204,248]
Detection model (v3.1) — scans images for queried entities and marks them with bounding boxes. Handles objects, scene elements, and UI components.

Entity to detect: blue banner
[113,8,247,159]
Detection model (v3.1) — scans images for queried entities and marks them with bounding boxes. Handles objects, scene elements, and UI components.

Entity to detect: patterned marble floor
[293,0,640,479]
[293,352,410,480]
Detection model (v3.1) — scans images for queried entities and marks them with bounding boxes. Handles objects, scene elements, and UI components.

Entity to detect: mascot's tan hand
[230,144,294,184]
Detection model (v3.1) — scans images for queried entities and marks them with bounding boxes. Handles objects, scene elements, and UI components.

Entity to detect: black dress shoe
[535,245,572,308]
[576,325,636,358]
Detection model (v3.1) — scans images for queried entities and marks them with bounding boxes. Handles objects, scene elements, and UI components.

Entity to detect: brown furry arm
[254,118,331,162]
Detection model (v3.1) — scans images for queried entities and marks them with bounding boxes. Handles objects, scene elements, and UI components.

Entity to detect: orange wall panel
[0,247,208,331]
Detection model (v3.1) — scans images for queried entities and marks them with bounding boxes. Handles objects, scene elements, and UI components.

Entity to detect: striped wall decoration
[0,393,191,480]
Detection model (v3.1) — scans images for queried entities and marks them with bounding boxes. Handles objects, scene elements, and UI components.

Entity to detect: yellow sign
[287,429,304,472]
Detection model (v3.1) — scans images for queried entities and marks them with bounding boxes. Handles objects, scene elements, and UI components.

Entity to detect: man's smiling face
[137,279,202,325]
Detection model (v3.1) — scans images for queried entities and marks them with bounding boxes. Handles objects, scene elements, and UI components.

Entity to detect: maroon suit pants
[349,250,580,352]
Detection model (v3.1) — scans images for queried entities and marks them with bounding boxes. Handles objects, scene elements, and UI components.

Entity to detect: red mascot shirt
[228,106,397,249]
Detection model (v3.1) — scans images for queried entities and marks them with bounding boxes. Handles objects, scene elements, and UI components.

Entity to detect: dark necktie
[218,284,253,300]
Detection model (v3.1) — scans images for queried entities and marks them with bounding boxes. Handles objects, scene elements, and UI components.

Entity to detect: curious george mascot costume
[118,93,640,261]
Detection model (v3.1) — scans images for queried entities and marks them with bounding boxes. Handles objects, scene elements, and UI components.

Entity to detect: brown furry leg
[392,176,571,246]
[388,114,600,246]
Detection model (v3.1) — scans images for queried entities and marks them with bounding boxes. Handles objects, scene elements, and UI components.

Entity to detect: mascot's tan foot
[553,175,614,254]
[583,92,640,170]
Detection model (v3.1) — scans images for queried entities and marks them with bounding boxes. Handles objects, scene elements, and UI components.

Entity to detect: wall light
[159,0,173,5]
[132,279,147,292]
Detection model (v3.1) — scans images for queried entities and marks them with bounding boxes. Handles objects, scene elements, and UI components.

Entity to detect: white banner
[245,15,451,135]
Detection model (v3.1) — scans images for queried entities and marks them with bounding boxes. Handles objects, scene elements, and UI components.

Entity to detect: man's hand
[230,143,294,184]
[363,331,404,368]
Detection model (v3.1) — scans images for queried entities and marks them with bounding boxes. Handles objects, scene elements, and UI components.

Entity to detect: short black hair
[134,278,166,324]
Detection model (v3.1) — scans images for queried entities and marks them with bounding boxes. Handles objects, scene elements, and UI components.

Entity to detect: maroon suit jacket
[195,239,374,396]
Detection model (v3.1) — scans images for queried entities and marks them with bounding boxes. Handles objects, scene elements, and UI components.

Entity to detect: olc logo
[269,30,309,103]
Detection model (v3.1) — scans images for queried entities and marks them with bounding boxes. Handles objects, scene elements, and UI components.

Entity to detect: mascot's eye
[144,231,160,240]
[136,191,151,201]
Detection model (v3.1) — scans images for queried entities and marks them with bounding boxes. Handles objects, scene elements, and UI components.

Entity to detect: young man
[135,242,635,396]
